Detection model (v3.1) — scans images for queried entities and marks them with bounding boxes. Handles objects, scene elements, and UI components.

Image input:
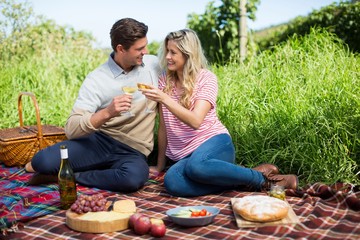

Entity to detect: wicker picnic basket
[0,92,67,167]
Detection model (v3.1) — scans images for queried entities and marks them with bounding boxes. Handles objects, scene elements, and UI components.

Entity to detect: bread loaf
[233,195,289,222]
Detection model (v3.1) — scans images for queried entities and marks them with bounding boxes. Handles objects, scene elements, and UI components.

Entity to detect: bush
[255,1,360,54]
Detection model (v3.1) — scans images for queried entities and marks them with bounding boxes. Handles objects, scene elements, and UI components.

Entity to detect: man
[26,18,160,192]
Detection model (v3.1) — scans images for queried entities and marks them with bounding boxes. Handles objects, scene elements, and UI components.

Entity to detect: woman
[141,29,298,197]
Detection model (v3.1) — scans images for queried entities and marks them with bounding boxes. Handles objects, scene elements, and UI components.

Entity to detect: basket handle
[18,92,44,144]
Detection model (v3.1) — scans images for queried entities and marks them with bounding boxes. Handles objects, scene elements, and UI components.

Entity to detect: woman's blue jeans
[164,134,265,197]
[31,132,149,192]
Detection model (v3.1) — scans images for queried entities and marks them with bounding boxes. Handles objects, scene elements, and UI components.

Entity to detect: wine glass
[144,71,155,113]
[137,71,155,113]
[121,82,137,117]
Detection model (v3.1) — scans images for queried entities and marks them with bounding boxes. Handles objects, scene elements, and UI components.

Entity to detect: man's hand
[90,94,133,128]
[106,94,133,117]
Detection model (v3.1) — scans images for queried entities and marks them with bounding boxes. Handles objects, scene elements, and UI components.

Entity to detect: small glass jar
[269,184,286,200]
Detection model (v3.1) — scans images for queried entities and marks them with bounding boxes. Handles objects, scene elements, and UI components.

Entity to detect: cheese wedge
[113,199,136,214]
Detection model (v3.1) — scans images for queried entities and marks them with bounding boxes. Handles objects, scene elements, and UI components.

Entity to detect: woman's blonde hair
[158,29,208,109]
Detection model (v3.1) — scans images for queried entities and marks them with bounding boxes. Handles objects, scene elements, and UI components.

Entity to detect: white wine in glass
[122,86,137,95]
[121,85,137,116]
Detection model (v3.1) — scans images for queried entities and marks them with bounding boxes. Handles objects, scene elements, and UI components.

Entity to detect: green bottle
[58,145,77,210]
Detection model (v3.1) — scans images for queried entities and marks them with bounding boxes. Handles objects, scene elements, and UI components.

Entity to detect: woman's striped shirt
[159,69,229,161]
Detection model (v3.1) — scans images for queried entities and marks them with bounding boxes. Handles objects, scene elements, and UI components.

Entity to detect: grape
[70,204,78,211]
[83,207,91,213]
[69,193,107,214]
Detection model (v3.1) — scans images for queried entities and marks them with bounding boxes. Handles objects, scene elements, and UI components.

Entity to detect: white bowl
[166,205,220,227]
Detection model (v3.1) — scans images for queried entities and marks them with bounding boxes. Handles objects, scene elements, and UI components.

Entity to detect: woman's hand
[140,86,211,129]
[139,86,167,104]
[149,166,161,178]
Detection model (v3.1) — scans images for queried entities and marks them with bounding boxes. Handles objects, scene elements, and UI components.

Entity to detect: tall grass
[0,40,107,128]
[215,28,359,186]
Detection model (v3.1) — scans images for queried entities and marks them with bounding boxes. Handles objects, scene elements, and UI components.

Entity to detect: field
[0,26,359,187]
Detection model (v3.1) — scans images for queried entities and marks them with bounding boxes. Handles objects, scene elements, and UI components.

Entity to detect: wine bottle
[58,145,77,210]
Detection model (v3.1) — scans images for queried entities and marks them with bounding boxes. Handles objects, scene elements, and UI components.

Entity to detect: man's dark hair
[110,18,148,51]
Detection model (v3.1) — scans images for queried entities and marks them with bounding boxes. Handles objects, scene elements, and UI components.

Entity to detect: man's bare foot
[25,162,35,173]
[28,173,58,185]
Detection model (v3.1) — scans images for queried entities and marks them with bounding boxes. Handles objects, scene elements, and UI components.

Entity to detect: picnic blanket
[1,163,359,240]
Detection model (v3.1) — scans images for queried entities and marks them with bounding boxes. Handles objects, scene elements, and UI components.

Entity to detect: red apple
[150,218,164,225]
[128,213,143,229]
[134,215,151,235]
[150,222,166,238]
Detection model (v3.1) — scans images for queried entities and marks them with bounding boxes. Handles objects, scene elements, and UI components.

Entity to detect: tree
[187,0,260,64]
[0,0,96,62]
[0,0,34,39]
[239,0,247,61]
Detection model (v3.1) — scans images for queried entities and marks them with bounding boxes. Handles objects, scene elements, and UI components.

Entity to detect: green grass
[215,28,359,186]
[0,44,107,128]
[1,28,359,187]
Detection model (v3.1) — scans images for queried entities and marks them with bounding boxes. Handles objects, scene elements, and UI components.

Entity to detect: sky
[23,0,340,48]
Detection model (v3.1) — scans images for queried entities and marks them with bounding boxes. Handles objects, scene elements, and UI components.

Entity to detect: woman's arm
[143,88,211,130]
[149,106,167,176]
[162,96,211,129]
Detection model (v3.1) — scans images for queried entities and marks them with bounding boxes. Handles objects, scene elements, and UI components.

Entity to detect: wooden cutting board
[66,210,132,233]
[66,199,136,233]
[231,198,300,228]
